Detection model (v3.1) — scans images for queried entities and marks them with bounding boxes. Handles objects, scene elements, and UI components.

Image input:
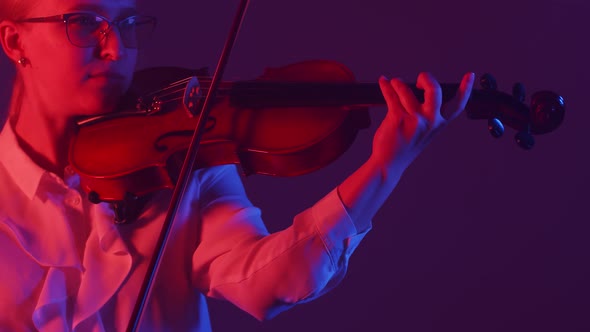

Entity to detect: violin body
[69,60,371,203]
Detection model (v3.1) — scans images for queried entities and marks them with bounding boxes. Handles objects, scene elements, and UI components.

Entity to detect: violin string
[143,76,218,95]
[152,87,188,100]
[143,75,244,98]
[142,74,379,99]
[141,76,378,107]
[148,81,338,105]
[131,74,391,112]
[141,74,232,106]
[141,77,202,99]
[155,89,249,107]
[143,80,193,98]
[155,88,227,105]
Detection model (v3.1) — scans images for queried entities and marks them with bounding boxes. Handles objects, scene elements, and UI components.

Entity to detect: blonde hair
[0,0,39,126]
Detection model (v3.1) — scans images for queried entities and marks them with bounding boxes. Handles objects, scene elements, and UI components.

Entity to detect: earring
[17,57,28,67]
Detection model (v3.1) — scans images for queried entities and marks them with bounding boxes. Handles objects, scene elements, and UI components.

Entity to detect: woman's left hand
[371,71,475,174]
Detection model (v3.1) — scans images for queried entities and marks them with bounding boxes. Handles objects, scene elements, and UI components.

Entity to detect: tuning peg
[512,82,526,102]
[488,117,505,138]
[515,125,535,150]
[480,73,497,90]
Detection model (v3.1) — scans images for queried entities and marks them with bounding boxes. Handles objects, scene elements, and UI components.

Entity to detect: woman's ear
[0,21,25,64]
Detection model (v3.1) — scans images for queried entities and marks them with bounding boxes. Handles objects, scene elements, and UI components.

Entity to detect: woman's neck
[12,98,76,178]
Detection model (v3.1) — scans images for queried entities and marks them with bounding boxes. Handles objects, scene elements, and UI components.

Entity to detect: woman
[0,0,474,331]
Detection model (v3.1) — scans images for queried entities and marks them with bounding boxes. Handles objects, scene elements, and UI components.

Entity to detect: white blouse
[0,122,371,332]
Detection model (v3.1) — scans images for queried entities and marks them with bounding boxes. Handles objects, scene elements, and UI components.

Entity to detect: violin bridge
[183,76,202,117]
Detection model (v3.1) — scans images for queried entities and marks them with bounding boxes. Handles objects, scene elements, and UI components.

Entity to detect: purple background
[1,0,588,331]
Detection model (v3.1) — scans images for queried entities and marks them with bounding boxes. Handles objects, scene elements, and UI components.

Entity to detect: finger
[415,72,442,123]
[389,78,421,117]
[378,75,404,123]
[442,72,475,121]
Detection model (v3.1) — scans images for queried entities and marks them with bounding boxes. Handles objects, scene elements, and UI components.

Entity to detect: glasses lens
[66,14,156,48]
[118,15,156,49]
[66,13,107,47]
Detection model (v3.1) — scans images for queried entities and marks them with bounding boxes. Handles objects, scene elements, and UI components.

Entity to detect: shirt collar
[0,122,47,200]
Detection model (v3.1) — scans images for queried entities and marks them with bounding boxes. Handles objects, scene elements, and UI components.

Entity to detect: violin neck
[228,81,461,108]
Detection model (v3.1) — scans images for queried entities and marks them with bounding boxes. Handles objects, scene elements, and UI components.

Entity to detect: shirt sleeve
[189,164,372,321]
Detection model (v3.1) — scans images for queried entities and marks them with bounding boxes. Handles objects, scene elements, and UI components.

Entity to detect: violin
[68,59,565,206]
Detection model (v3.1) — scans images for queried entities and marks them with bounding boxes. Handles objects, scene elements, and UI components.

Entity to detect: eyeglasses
[16,12,157,49]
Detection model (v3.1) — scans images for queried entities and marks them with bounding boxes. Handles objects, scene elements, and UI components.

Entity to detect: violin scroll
[529,90,565,134]
[465,73,565,150]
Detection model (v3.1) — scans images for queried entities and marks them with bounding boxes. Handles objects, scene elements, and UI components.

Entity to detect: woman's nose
[98,25,127,60]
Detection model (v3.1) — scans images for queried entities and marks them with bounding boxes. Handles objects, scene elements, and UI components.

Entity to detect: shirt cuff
[309,188,372,248]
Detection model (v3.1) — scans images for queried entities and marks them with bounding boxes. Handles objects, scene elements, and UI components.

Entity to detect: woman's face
[18,0,140,118]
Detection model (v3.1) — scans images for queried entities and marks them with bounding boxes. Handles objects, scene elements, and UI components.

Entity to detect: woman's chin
[78,91,126,116]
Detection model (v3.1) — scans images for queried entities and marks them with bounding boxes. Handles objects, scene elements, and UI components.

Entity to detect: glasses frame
[16,12,157,49]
